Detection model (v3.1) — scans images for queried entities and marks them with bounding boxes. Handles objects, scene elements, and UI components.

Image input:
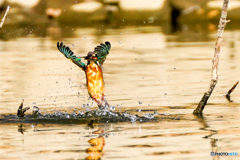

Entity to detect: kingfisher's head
[84,52,99,65]
[86,51,96,58]
[84,52,97,60]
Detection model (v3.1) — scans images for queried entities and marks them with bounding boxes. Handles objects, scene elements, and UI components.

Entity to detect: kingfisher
[57,41,111,110]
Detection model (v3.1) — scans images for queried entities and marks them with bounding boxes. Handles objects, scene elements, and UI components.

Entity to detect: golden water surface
[0,24,240,159]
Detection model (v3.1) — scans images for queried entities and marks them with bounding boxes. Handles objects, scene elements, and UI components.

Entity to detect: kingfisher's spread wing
[57,42,86,70]
[94,41,111,66]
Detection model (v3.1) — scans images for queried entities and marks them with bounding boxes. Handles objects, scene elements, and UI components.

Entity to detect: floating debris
[17,99,30,118]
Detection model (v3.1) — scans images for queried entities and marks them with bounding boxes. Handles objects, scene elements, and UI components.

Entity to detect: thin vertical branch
[0,6,10,30]
[193,0,230,115]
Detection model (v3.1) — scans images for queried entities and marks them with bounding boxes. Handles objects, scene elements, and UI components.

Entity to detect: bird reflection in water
[86,121,105,160]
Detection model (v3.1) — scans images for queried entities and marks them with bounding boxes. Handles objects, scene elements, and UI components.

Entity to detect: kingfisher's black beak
[79,55,90,60]
[80,52,97,60]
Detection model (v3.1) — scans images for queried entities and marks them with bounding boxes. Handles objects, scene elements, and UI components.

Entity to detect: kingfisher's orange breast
[85,62,104,102]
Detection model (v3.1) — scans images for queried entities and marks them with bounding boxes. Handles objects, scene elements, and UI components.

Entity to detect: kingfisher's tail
[97,98,109,110]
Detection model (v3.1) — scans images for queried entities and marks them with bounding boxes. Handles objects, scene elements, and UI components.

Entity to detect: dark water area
[0,22,240,159]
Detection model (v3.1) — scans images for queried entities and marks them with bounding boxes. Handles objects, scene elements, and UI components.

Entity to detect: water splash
[0,102,185,124]
[0,106,163,124]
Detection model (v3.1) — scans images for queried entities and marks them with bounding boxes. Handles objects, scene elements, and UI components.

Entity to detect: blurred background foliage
[0,0,240,38]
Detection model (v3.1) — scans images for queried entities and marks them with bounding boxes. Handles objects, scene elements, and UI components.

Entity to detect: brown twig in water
[0,6,10,30]
[225,81,239,102]
[193,0,230,115]
[17,99,30,118]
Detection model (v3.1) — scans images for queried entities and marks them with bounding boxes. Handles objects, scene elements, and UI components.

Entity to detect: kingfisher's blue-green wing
[94,41,111,66]
[57,42,86,70]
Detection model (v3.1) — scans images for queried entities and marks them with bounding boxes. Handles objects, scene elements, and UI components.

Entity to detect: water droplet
[33,106,39,113]
[148,17,154,23]
[144,113,154,119]
[119,41,121,44]
[72,44,74,47]
[139,101,142,105]
[110,106,115,111]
